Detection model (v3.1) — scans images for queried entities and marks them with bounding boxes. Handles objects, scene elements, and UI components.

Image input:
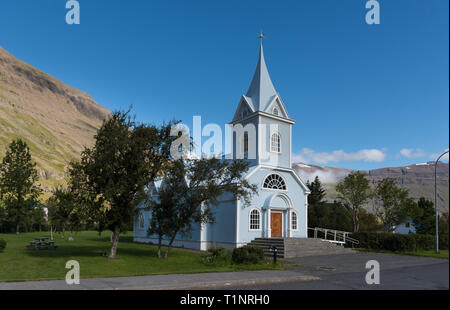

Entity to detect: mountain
[293,162,449,213]
[0,46,109,198]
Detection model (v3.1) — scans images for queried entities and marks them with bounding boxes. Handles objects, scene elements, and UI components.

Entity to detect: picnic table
[25,238,58,250]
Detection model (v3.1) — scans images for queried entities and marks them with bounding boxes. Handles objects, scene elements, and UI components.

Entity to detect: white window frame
[249,208,262,231]
[262,173,288,191]
[270,132,281,154]
[138,212,145,230]
[243,132,249,154]
[291,210,298,231]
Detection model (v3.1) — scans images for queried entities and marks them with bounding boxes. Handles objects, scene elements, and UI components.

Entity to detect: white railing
[308,227,359,247]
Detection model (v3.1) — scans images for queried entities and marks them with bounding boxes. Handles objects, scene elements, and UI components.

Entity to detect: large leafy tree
[147,157,257,259]
[69,110,176,258]
[47,187,82,238]
[373,178,412,232]
[0,139,42,234]
[336,171,372,232]
[411,197,435,235]
[308,201,353,232]
[439,212,449,235]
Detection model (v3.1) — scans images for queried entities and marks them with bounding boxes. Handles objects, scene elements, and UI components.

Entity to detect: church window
[291,211,298,231]
[138,212,145,230]
[243,133,249,153]
[249,209,261,230]
[271,132,281,153]
[273,107,279,116]
[263,174,287,190]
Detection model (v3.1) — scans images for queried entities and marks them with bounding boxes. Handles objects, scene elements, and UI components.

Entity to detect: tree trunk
[109,226,120,259]
[164,233,177,259]
[157,235,163,258]
[16,223,19,235]
[110,231,113,243]
[353,208,360,232]
[50,226,54,241]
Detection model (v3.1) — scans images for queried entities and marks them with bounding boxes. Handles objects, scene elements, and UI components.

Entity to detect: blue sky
[0,0,448,170]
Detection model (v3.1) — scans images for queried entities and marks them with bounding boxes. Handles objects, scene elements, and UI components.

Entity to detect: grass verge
[0,231,283,282]
[355,248,449,260]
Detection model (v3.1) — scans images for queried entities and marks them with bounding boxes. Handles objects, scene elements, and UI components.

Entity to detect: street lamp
[434,150,449,253]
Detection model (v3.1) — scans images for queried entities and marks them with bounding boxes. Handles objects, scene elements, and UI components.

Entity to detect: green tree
[47,187,82,238]
[306,176,326,207]
[412,197,435,235]
[28,204,47,232]
[0,139,42,234]
[0,199,7,233]
[147,157,257,259]
[336,171,372,232]
[373,178,412,232]
[439,212,449,235]
[359,208,383,231]
[69,110,176,259]
[308,201,353,232]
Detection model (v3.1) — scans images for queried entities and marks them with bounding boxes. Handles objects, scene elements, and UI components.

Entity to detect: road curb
[121,275,321,290]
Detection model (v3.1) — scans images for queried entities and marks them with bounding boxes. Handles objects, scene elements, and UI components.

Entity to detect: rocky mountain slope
[293,162,449,213]
[0,46,109,197]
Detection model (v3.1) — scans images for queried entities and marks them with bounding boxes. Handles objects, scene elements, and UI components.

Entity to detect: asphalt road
[221,252,449,290]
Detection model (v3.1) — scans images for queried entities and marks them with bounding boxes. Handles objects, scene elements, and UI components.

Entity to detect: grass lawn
[0,231,283,282]
[356,248,449,260]
[402,250,449,260]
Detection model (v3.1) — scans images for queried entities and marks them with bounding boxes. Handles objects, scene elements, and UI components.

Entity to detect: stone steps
[248,238,285,258]
[248,237,356,258]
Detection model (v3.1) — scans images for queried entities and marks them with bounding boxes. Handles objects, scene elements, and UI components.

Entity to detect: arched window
[249,209,261,231]
[138,212,145,230]
[273,107,279,116]
[263,174,287,190]
[291,211,298,231]
[271,132,281,153]
[243,133,249,153]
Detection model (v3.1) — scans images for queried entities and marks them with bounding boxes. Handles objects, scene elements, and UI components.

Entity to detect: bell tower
[231,40,295,169]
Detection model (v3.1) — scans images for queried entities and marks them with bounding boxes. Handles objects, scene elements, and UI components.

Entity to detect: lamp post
[434,150,449,253]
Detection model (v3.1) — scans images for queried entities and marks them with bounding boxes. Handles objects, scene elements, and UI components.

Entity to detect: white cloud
[296,169,350,184]
[429,149,449,162]
[400,148,427,159]
[400,148,449,162]
[293,148,386,164]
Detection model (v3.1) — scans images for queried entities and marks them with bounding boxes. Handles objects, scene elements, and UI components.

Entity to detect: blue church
[134,42,310,250]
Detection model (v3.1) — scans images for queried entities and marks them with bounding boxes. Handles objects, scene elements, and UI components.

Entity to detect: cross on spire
[258,31,265,44]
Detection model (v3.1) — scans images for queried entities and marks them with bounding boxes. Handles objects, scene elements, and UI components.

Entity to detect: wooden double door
[270,212,283,238]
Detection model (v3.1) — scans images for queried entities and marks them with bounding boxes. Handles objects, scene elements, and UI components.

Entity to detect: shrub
[412,234,434,251]
[351,231,449,252]
[202,248,232,265]
[232,245,264,264]
[439,234,449,250]
[0,239,6,252]
[350,232,416,252]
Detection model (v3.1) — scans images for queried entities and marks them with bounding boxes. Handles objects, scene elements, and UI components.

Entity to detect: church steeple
[245,42,278,112]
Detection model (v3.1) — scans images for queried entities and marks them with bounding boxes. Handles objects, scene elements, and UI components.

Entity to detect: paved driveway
[223,252,449,290]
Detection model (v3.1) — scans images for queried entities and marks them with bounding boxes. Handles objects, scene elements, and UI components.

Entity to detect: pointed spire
[245,41,277,111]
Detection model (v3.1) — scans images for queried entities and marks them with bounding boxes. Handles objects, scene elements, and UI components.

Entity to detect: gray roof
[245,43,278,112]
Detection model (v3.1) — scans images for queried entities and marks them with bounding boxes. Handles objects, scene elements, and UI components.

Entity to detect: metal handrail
[308,227,359,247]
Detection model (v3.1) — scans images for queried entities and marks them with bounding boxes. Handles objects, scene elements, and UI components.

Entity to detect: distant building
[393,218,416,234]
